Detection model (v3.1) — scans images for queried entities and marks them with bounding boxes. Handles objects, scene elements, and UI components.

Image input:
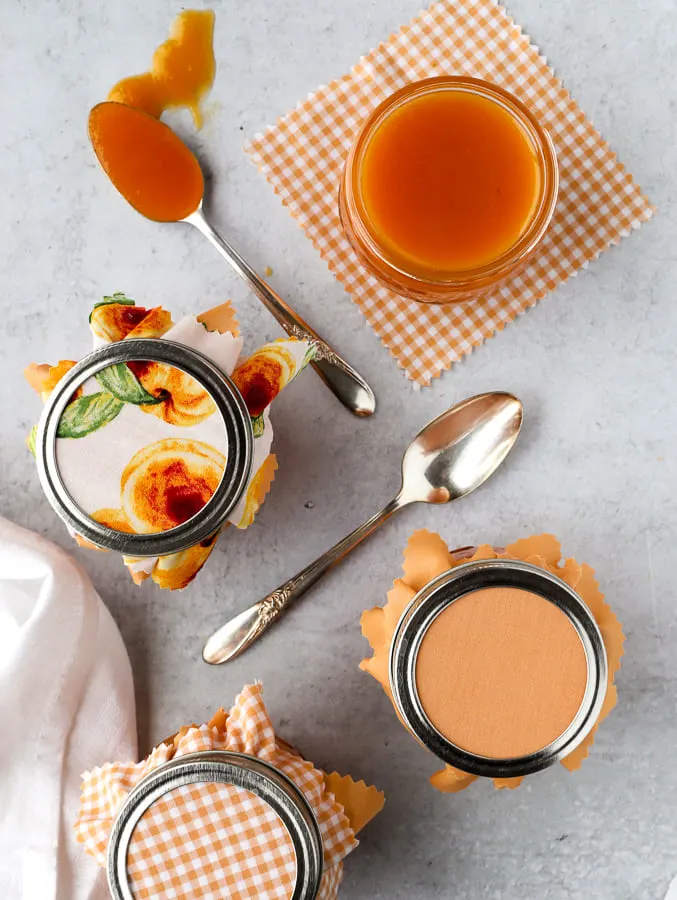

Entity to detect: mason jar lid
[107,750,324,900]
[339,76,558,303]
[35,338,253,558]
[389,558,608,779]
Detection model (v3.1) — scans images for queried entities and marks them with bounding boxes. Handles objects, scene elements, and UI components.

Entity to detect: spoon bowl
[399,392,523,504]
[203,391,523,664]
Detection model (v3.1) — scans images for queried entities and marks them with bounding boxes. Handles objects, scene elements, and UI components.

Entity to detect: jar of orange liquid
[339,77,558,303]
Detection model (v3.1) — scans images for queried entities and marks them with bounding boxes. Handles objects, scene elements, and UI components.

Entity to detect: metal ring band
[389,558,608,779]
[107,751,324,900]
[35,338,254,557]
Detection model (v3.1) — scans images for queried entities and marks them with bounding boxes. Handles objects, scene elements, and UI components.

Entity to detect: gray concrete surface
[1,0,676,897]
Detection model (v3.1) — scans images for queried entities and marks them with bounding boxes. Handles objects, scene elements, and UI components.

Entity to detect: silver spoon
[185,206,375,417]
[89,102,376,417]
[203,391,523,664]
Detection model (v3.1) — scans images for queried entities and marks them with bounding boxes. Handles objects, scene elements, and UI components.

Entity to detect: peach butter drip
[415,587,588,759]
[88,102,203,221]
[108,10,216,128]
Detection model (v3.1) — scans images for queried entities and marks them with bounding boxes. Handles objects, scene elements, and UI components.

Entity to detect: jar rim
[342,76,559,295]
[107,750,324,900]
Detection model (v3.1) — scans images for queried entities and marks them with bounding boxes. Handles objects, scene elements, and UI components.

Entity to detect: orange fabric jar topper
[25,294,315,590]
[360,531,624,792]
[75,683,384,900]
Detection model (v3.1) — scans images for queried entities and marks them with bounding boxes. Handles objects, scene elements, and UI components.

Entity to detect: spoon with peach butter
[88,101,376,417]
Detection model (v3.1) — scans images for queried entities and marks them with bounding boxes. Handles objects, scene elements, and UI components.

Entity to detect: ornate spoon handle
[202,497,403,665]
[185,207,376,417]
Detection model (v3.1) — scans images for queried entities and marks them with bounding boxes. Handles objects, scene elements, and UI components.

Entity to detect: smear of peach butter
[108,10,216,128]
[89,103,204,221]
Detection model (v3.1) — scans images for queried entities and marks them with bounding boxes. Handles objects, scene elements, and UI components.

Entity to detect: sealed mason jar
[361,533,624,791]
[340,77,558,303]
[107,751,324,900]
[76,683,385,899]
[389,558,608,779]
[26,295,316,590]
[34,337,253,559]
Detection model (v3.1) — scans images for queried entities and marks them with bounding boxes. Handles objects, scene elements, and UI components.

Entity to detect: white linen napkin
[0,517,137,900]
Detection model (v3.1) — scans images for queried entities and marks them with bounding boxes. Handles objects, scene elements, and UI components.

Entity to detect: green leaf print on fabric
[252,413,265,438]
[95,363,161,405]
[88,292,135,321]
[57,392,124,438]
[26,424,38,457]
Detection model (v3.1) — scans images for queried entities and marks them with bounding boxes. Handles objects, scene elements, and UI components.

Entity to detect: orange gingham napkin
[75,684,361,899]
[245,0,654,385]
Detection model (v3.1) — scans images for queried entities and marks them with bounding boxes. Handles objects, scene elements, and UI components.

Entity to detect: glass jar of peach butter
[339,77,558,303]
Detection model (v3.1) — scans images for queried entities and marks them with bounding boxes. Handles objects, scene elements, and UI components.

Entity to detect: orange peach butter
[89,10,216,222]
[360,89,541,275]
[415,587,588,759]
[108,10,216,127]
[88,103,203,222]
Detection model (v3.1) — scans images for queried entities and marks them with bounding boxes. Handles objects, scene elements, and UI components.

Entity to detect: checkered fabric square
[75,684,359,899]
[245,0,653,385]
[126,783,298,900]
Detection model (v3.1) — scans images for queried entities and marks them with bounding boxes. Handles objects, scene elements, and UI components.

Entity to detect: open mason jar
[339,77,558,303]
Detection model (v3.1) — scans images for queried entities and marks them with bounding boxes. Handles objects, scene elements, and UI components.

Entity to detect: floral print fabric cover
[75,682,385,900]
[25,294,315,590]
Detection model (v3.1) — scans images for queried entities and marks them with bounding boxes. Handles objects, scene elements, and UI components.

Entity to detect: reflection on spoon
[203,391,523,665]
[88,102,376,418]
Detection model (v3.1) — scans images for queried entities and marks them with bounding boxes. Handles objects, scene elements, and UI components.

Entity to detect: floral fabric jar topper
[25,294,315,590]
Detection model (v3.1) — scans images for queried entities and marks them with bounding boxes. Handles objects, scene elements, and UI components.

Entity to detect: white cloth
[0,517,137,900]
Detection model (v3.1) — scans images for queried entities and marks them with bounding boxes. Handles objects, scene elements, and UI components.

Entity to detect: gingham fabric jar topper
[75,684,385,900]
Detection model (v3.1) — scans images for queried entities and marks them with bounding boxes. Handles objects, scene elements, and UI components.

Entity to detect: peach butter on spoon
[88,102,376,417]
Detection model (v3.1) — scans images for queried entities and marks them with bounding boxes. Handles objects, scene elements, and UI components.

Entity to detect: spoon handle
[186,208,376,418]
[202,496,403,664]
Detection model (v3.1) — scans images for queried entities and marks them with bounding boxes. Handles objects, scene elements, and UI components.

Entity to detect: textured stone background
[1,0,675,896]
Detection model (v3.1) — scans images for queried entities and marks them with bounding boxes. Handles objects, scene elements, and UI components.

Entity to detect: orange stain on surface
[108,10,216,128]
[89,102,204,221]
[361,90,541,273]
